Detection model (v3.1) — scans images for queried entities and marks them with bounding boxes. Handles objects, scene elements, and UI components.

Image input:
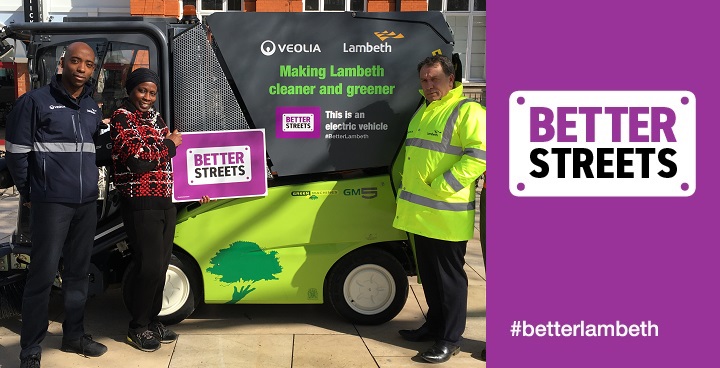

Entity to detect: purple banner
[171,130,267,202]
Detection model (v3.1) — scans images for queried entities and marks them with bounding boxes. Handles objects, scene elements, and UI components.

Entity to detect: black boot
[420,341,461,364]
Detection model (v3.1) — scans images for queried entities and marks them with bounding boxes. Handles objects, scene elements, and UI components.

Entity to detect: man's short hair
[417,55,455,76]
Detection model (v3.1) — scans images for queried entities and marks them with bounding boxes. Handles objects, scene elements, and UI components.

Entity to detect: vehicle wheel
[326,247,409,325]
[121,252,202,326]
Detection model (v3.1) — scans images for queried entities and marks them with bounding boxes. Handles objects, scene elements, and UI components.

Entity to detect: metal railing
[463,90,486,107]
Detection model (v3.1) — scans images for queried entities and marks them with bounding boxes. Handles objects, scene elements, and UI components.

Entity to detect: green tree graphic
[206,241,282,304]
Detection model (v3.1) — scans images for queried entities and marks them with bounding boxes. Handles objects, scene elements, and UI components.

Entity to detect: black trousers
[20,201,96,359]
[414,234,468,344]
[121,206,176,332]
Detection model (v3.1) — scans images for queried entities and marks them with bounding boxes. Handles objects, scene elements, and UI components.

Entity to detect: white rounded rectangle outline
[509,91,696,197]
[281,113,315,132]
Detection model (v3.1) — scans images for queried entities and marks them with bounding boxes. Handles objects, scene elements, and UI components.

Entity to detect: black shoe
[20,353,41,368]
[126,329,161,352]
[398,325,435,342]
[60,334,108,357]
[420,342,461,364]
[149,321,178,343]
[480,348,486,361]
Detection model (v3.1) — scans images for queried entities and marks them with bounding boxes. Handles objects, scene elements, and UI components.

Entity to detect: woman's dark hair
[417,54,455,76]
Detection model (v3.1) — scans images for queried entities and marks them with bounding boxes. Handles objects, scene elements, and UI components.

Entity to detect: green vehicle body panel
[174,175,407,304]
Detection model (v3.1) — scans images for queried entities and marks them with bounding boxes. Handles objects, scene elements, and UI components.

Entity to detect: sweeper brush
[0,271,24,319]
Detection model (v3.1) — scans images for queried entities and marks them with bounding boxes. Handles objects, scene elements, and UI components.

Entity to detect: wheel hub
[343,264,396,315]
[160,264,191,316]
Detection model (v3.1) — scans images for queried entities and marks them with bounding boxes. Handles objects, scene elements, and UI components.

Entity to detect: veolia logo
[261,40,322,56]
[261,40,276,56]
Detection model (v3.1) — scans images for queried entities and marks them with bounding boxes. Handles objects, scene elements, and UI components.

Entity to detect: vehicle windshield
[35,40,151,119]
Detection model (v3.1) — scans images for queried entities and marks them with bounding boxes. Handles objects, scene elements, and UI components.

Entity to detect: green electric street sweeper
[0,11,458,325]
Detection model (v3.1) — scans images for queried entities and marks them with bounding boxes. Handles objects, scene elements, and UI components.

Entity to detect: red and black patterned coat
[110,100,176,200]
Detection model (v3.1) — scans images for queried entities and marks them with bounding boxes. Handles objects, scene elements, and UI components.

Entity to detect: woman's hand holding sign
[167,129,183,147]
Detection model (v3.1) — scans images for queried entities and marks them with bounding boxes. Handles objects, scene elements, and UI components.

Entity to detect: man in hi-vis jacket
[6,42,108,368]
[394,54,486,364]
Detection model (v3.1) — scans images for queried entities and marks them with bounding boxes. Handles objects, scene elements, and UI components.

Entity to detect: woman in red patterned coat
[110,68,183,352]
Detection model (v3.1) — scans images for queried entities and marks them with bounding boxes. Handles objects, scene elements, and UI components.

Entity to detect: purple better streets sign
[171,130,267,202]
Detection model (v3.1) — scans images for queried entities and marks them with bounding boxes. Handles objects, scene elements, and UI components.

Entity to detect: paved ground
[0,177,486,367]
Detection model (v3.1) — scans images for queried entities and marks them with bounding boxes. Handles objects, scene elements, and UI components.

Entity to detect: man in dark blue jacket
[5,41,108,368]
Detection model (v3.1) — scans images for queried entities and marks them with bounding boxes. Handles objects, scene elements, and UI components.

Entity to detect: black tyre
[326,247,409,325]
[121,252,202,326]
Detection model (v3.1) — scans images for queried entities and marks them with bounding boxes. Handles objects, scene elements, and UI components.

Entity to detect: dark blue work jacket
[5,75,102,203]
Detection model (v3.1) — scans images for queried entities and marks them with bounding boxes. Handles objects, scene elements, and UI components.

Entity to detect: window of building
[447,0,469,11]
[228,0,243,10]
[202,0,223,10]
[184,0,242,16]
[432,0,486,83]
[305,0,366,12]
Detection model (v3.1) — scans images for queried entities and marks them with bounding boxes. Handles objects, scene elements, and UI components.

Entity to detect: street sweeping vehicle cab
[0,10,456,325]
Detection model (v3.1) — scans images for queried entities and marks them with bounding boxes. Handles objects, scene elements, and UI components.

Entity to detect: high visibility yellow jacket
[393,83,487,241]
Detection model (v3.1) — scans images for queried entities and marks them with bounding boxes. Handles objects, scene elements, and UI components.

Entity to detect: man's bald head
[60,42,96,98]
